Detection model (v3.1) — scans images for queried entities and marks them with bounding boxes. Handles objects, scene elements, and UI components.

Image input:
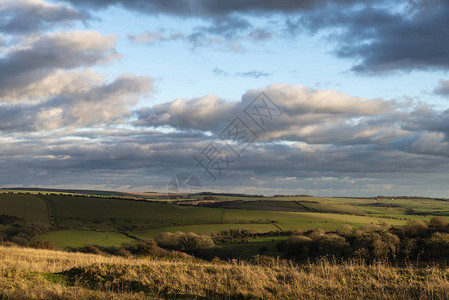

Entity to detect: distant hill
[1,187,147,198]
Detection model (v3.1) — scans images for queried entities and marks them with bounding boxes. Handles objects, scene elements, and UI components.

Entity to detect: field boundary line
[36,195,58,227]
[271,222,284,232]
[294,201,316,212]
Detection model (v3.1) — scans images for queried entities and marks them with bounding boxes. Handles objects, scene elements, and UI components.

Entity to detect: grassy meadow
[34,230,135,248]
[0,190,443,251]
[0,193,49,225]
[2,245,449,299]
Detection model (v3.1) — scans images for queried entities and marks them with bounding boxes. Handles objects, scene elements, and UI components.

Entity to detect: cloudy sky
[2,0,449,196]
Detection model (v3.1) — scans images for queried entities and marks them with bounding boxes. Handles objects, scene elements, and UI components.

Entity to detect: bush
[30,240,59,250]
[285,235,312,254]
[155,232,215,252]
[336,224,354,237]
[361,224,382,232]
[427,232,449,257]
[402,220,428,237]
[429,232,449,245]
[400,237,418,259]
[0,215,21,225]
[126,239,170,257]
[371,232,400,260]
[283,235,306,258]
[0,241,20,247]
[122,239,193,259]
[5,223,51,246]
[78,245,106,255]
[281,220,449,263]
[312,233,349,257]
[283,233,349,260]
[116,248,133,258]
[10,236,29,246]
[291,229,304,236]
[352,231,400,261]
[429,217,448,229]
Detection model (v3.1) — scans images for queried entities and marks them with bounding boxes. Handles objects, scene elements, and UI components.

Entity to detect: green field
[0,191,447,249]
[206,200,367,215]
[43,195,229,229]
[132,223,279,239]
[0,193,49,224]
[39,194,411,232]
[34,230,134,248]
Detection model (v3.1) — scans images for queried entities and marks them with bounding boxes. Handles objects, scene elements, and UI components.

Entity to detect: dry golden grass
[0,268,148,300]
[0,245,177,273]
[2,245,449,299]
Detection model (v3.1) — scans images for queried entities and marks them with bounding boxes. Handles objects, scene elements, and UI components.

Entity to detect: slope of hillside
[1,245,449,299]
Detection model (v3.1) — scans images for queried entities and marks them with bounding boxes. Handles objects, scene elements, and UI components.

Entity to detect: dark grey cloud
[86,0,449,74]
[0,74,152,132]
[129,17,275,52]
[0,31,119,102]
[185,15,271,51]
[292,0,449,74]
[2,83,449,195]
[0,0,87,34]
[2,126,449,196]
[64,0,367,17]
[195,16,252,38]
[403,108,449,144]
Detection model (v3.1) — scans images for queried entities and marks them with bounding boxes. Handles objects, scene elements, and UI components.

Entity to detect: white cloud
[0,30,119,103]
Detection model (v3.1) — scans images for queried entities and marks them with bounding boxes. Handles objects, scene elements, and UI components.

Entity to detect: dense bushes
[76,239,193,259]
[123,239,174,257]
[283,232,349,260]
[77,245,107,255]
[154,231,214,252]
[281,217,449,262]
[212,229,254,243]
[30,240,59,250]
[282,228,400,261]
[0,215,21,225]
[429,216,448,229]
[4,224,50,246]
[401,220,428,237]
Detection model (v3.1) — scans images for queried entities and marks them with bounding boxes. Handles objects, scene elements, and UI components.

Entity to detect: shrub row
[280,217,449,262]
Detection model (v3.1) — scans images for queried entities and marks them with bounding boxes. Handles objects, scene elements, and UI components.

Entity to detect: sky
[1,0,449,197]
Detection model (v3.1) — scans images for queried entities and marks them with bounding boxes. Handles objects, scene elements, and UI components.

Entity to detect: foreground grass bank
[2,245,449,299]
